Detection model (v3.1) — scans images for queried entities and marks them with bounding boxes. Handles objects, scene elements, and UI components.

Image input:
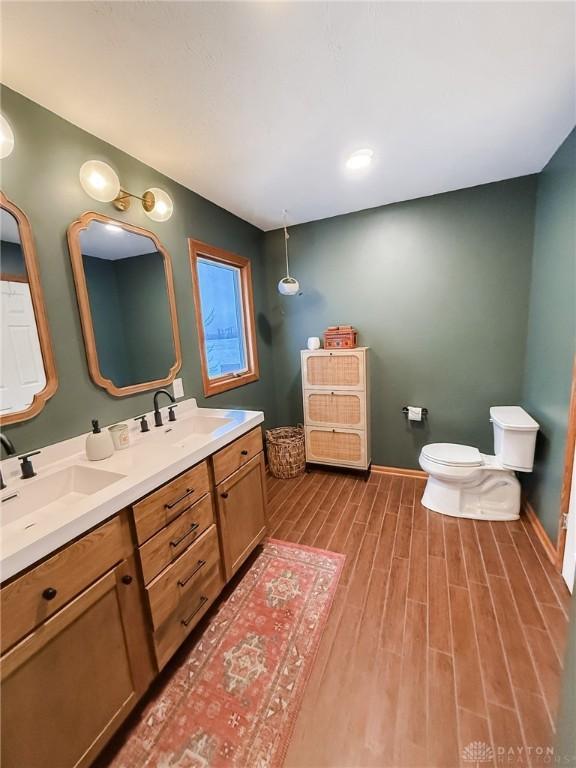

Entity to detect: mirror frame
[67,211,182,397]
[0,191,58,425]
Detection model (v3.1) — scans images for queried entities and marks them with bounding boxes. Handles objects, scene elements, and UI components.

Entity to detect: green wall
[262,177,537,468]
[1,240,26,275]
[83,251,176,387]
[116,251,176,385]
[1,85,275,453]
[82,254,132,388]
[522,129,576,540]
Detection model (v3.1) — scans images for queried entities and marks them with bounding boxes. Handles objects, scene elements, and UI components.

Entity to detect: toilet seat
[421,443,483,468]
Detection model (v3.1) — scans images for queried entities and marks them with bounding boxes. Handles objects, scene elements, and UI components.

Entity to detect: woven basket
[266,426,306,479]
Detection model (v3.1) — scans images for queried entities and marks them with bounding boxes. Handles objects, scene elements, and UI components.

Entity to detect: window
[189,240,259,396]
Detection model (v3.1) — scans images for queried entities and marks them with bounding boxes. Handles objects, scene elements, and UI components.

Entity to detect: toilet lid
[421,443,483,467]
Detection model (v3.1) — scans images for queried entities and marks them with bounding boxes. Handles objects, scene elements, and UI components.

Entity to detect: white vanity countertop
[0,398,264,581]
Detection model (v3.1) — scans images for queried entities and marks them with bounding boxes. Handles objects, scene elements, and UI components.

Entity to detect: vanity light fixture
[79,160,121,203]
[345,148,374,171]
[144,187,174,223]
[277,209,300,296]
[0,113,15,159]
[79,160,173,221]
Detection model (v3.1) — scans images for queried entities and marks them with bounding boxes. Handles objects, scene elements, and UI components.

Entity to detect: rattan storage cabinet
[301,347,370,471]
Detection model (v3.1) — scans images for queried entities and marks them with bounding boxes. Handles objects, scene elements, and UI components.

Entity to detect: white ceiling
[1,209,20,244]
[80,221,158,260]
[2,2,575,231]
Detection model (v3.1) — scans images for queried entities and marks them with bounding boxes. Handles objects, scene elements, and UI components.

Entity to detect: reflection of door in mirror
[68,214,181,396]
[0,195,57,424]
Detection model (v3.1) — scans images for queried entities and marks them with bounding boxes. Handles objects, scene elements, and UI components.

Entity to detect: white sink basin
[1,465,126,526]
[148,415,233,447]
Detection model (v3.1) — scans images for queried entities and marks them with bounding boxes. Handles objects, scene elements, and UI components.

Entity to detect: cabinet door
[215,452,267,580]
[1,558,154,768]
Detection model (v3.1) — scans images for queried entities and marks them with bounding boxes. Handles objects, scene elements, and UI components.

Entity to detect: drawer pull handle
[241,449,249,456]
[177,559,207,587]
[42,587,57,601]
[181,595,209,627]
[164,487,195,510]
[121,574,133,585]
[221,491,229,499]
[170,522,199,548]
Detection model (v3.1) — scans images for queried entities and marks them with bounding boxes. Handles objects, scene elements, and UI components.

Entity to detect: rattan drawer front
[146,524,220,630]
[212,428,263,485]
[153,565,224,670]
[139,494,215,585]
[305,426,367,469]
[132,461,210,545]
[303,351,364,389]
[304,390,365,428]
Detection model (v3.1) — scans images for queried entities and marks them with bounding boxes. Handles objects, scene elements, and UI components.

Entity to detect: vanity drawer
[0,513,130,654]
[212,428,263,485]
[153,565,223,670]
[139,494,215,585]
[132,461,210,545]
[146,524,221,630]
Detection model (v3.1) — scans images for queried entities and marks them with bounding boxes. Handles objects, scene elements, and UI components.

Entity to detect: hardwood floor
[267,469,571,767]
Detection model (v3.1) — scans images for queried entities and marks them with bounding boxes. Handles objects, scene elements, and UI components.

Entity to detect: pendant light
[277,210,300,296]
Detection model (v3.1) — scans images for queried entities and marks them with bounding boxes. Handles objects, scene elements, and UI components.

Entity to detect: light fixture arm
[113,188,155,213]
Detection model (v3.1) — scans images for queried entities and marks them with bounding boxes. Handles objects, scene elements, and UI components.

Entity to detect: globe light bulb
[79,160,121,203]
[0,114,15,159]
[144,187,173,222]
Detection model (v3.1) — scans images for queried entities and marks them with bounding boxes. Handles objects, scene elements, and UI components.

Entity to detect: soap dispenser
[85,419,114,461]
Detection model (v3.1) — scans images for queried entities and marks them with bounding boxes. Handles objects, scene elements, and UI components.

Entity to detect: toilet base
[421,470,521,521]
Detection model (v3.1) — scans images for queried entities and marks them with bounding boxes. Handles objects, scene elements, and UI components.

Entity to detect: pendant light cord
[283,209,291,279]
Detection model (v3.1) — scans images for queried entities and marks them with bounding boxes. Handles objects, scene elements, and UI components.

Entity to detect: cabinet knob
[42,587,57,601]
[121,574,133,585]
[241,449,249,456]
[221,492,229,499]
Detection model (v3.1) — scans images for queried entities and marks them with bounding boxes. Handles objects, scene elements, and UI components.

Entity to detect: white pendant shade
[278,276,300,295]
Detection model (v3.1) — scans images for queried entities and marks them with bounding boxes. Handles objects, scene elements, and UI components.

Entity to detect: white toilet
[419,406,539,521]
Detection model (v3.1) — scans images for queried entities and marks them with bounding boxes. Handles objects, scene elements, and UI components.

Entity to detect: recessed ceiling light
[345,148,374,171]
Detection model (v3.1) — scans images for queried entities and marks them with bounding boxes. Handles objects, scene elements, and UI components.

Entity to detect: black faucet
[153,389,176,427]
[1,433,16,490]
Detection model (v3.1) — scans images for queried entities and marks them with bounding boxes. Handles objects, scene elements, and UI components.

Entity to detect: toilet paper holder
[402,406,428,418]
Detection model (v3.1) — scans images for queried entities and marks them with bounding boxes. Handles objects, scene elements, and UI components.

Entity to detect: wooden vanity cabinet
[214,448,268,580]
[0,426,268,766]
[1,552,154,768]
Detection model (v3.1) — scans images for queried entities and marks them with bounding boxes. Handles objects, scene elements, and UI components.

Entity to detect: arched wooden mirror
[67,212,182,396]
[0,192,58,425]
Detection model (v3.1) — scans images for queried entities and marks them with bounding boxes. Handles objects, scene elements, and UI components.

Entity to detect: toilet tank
[490,406,539,472]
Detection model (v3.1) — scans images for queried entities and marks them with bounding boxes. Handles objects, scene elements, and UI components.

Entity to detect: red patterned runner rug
[108,539,345,768]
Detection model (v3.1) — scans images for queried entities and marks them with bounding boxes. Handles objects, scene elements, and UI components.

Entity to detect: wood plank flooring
[267,469,571,767]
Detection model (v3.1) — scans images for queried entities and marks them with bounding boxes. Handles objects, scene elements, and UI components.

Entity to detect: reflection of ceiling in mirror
[80,221,159,260]
[0,208,21,244]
